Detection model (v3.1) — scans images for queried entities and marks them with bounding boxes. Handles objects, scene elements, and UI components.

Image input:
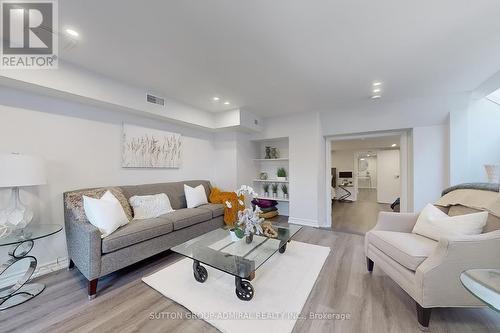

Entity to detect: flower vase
[265,146,271,159]
[245,233,253,243]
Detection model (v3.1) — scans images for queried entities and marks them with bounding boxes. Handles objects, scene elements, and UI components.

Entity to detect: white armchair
[365,211,500,329]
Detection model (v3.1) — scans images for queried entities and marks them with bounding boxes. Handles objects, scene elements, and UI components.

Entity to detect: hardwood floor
[1,224,499,332]
[332,188,392,235]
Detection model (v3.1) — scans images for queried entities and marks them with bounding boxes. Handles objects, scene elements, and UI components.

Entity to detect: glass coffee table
[171,224,302,301]
[460,269,500,312]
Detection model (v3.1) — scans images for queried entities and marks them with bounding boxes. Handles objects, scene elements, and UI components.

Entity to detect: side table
[0,224,62,310]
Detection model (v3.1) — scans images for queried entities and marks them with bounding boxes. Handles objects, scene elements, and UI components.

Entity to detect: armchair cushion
[367,230,438,270]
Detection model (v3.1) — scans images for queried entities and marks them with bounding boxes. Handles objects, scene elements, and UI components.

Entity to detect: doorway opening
[326,132,410,235]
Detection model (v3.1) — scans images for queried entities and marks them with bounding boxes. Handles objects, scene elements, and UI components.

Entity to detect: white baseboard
[0,256,69,289]
[288,217,319,228]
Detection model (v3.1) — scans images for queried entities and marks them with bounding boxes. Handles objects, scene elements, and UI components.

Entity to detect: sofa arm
[415,230,500,307]
[64,208,102,281]
[371,212,419,233]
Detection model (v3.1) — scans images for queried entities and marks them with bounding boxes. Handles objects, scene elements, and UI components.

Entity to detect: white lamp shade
[0,153,46,187]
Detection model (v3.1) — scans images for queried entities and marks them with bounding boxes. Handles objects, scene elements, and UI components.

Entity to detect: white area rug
[142,240,330,333]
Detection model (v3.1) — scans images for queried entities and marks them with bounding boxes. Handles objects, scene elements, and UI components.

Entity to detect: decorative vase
[276,177,286,181]
[284,193,289,199]
[229,229,239,242]
[270,147,279,159]
[246,233,253,243]
[264,191,269,197]
[265,146,271,159]
[272,192,277,198]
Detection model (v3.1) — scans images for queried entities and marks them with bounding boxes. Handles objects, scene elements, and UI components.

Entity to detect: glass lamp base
[0,187,34,233]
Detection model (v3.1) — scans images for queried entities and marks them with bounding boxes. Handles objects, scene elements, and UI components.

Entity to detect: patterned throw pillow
[65,187,133,222]
[129,193,174,220]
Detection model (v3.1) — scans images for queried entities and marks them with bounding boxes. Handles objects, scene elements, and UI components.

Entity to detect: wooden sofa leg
[416,303,432,329]
[68,259,75,270]
[88,279,98,300]
[366,257,374,272]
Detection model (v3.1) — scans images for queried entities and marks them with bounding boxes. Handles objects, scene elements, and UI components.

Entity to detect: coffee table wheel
[235,277,254,301]
[279,242,287,253]
[193,261,208,283]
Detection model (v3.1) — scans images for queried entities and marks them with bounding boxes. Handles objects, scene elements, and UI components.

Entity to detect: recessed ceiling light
[391,143,397,147]
[65,28,79,38]
[212,97,220,101]
[360,158,366,161]
[367,154,370,157]
[373,88,381,93]
[371,95,381,99]
[373,82,382,86]
[224,101,230,105]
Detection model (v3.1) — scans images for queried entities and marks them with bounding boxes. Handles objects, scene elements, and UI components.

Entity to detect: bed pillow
[83,191,129,238]
[412,204,488,241]
[184,184,208,208]
[129,193,174,220]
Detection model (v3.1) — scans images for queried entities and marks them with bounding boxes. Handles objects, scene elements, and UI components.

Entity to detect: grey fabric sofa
[63,180,224,299]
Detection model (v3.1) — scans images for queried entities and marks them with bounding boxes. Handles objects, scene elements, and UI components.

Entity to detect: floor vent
[147,94,165,106]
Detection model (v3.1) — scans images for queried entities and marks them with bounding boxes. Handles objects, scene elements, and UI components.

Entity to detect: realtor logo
[1,0,58,68]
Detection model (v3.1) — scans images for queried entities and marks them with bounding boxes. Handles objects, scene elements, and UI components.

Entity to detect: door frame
[324,130,413,229]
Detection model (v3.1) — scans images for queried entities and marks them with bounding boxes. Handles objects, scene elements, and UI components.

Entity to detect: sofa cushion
[366,230,438,271]
[102,216,174,253]
[198,203,224,218]
[164,208,213,230]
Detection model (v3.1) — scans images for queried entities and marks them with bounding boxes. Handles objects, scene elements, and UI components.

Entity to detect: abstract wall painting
[122,124,182,168]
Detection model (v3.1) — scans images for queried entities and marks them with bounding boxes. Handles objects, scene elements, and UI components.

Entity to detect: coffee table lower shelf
[190,240,289,301]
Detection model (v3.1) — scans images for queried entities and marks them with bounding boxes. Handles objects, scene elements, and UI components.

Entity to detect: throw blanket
[436,184,500,218]
[209,188,245,226]
[442,183,499,196]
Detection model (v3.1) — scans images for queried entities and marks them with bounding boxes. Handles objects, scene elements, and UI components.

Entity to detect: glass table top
[460,269,500,312]
[171,224,302,278]
[0,224,63,246]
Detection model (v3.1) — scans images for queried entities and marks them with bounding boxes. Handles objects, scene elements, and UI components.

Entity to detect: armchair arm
[64,205,102,281]
[371,212,419,233]
[415,230,500,307]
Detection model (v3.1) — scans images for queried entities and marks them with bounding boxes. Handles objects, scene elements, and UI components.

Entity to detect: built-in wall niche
[250,137,290,216]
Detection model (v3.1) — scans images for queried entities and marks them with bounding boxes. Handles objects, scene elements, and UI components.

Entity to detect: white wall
[0,87,219,283]
[467,98,500,181]
[448,97,500,183]
[331,150,355,175]
[412,125,449,211]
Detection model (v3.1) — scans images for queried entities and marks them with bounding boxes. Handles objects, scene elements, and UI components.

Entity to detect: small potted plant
[271,183,278,198]
[277,167,287,181]
[281,184,288,199]
[263,183,270,197]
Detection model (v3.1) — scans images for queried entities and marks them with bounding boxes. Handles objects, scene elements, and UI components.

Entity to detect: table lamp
[0,153,46,232]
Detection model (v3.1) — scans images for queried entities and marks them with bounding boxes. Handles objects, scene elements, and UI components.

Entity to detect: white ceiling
[59,1,500,116]
[331,135,400,151]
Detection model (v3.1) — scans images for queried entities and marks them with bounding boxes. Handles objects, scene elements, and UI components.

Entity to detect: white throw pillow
[184,184,208,208]
[83,191,129,238]
[129,193,174,220]
[412,204,488,241]
[100,190,130,226]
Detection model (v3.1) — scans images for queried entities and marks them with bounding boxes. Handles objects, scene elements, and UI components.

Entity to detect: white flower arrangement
[226,185,264,238]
